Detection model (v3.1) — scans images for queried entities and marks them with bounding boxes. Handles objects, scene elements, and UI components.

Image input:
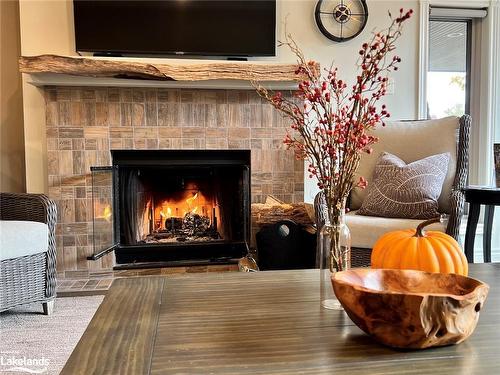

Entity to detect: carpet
[0,296,104,375]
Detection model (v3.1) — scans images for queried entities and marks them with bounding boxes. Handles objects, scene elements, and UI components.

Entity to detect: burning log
[183,212,211,235]
[165,217,183,231]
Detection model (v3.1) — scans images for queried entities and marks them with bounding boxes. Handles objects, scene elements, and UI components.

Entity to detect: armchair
[0,193,57,314]
[315,115,471,267]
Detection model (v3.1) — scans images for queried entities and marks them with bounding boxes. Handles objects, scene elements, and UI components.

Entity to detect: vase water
[319,206,351,309]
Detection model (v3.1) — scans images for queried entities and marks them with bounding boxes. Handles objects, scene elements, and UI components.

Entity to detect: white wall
[19,0,76,193]
[18,0,420,194]
[1,0,25,192]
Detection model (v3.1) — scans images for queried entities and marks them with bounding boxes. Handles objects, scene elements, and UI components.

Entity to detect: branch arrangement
[255,9,413,218]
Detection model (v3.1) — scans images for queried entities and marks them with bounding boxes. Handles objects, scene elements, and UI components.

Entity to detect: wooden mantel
[19,54,311,83]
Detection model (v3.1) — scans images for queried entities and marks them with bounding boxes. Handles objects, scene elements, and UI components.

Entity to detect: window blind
[430,7,487,19]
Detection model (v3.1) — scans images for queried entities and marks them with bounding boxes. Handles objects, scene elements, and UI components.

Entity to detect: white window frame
[418,0,500,185]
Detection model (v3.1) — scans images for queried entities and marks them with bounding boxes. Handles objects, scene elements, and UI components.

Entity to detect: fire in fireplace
[144,188,220,245]
[90,150,250,267]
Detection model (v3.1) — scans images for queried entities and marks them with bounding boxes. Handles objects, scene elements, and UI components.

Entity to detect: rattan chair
[314,115,471,268]
[0,193,57,314]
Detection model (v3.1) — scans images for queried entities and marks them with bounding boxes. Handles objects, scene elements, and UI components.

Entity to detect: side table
[464,186,500,263]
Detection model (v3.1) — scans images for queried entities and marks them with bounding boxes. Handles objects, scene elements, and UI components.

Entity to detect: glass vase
[319,205,351,310]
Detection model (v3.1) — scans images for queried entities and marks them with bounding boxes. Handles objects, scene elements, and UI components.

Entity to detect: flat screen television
[73,0,276,57]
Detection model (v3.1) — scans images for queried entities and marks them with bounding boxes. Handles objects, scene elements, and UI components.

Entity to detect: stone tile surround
[44,86,304,274]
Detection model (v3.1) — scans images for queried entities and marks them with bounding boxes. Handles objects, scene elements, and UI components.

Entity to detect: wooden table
[61,264,500,374]
[464,186,500,263]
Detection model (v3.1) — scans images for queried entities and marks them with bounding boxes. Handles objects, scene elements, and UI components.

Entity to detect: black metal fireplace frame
[90,149,251,267]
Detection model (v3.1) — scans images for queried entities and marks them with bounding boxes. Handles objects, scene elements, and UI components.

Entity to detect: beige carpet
[0,296,104,375]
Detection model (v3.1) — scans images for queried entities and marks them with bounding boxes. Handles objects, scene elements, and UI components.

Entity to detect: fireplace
[90,150,250,267]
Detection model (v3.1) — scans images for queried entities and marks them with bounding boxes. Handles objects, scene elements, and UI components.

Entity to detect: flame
[186,192,199,208]
[185,192,200,215]
[160,207,173,220]
[153,190,209,228]
[103,206,112,222]
[96,204,112,222]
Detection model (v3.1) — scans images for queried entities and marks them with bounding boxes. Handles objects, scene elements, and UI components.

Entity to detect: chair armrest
[446,189,465,241]
[0,192,56,226]
[446,115,471,242]
[0,193,58,298]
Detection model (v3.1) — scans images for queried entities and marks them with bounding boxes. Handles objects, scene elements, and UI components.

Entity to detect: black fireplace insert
[90,150,251,267]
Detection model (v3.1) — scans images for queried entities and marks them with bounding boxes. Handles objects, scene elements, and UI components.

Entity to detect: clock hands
[338,8,351,20]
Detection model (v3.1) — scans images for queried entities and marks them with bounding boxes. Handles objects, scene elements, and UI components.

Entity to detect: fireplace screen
[90,150,250,265]
[91,167,114,257]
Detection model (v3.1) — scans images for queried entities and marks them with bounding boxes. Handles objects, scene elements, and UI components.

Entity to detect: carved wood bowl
[332,268,489,349]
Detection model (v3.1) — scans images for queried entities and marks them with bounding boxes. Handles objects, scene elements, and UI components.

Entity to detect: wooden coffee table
[61,265,500,374]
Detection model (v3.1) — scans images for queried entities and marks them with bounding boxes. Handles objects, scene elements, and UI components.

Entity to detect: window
[420,5,493,188]
[421,6,488,121]
[427,19,470,118]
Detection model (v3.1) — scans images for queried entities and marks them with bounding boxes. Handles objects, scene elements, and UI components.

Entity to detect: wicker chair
[314,115,471,268]
[0,193,57,314]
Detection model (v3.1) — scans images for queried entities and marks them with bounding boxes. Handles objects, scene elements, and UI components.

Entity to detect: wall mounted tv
[73,0,276,58]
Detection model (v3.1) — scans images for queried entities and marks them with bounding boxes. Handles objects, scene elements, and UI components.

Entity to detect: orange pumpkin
[371,217,468,276]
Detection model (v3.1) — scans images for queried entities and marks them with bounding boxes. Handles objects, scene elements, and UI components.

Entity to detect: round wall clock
[315,0,369,43]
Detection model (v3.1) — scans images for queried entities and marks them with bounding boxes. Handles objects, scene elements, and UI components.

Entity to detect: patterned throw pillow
[357,152,450,219]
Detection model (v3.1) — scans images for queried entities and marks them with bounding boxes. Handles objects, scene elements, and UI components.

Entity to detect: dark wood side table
[464,186,500,263]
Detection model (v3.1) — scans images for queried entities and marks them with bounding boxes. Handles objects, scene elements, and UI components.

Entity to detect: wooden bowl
[332,268,489,349]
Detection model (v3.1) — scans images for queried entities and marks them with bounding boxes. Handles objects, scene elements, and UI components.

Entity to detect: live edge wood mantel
[19,54,313,83]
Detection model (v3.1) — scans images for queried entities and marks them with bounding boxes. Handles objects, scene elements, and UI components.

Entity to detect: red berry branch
[254,9,413,218]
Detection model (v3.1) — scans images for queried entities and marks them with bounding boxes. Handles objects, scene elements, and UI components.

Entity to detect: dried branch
[253,8,414,216]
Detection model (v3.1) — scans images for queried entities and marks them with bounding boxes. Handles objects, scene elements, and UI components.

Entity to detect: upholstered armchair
[314,115,471,267]
[0,193,57,314]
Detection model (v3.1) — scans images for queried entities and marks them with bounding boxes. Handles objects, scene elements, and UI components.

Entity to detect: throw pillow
[357,152,450,219]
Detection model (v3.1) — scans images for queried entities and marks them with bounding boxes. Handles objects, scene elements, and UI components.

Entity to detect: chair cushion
[351,116,459,214]
[345,210,446,249]
[0,220,48,261]
[357,152,450,219]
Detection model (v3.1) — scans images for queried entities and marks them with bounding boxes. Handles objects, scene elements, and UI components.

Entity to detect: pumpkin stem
[415,216,442,237]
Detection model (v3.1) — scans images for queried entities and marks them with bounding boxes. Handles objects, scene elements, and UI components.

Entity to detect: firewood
[252,203,314,227]
[250,197,316,248]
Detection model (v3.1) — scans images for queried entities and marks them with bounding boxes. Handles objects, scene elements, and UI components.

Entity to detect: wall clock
[315,0,369,43]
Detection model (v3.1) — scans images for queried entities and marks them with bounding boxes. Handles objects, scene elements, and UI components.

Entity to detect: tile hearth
[56,264,239,296]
